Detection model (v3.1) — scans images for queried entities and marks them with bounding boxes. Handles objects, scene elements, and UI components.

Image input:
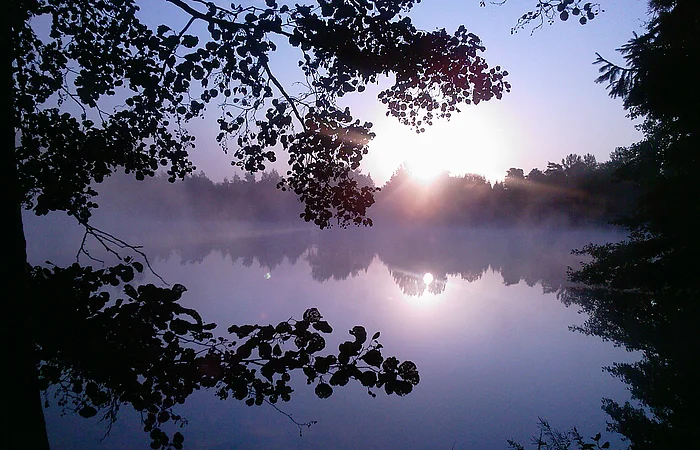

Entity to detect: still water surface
[28,218,637,449]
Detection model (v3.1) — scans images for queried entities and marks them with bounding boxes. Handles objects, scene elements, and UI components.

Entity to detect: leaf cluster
[31,264,418,448]
[499,1,601,34]
[14,0,510,228]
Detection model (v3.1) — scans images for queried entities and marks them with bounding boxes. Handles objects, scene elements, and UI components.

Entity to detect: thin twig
[263,398,317,436]
[77,221,167,285]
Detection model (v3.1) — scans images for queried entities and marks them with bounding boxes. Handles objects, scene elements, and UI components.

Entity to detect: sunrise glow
[363,106,513,185]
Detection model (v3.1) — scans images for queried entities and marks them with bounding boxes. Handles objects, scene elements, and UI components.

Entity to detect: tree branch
[263,397,317,437]
[77,221,167,285]
[260,57,306,131]
[164,0,247,32]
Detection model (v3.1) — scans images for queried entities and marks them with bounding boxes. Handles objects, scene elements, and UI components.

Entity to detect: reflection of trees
[389,269,447,296]
[376,228,490,293]
[307,230,376,282]
[115,224,315,271]
[32,263,420,449]
[214,232,311,271]
[124,225,613,296]
[375,228,608,295]
[558,281,699,448]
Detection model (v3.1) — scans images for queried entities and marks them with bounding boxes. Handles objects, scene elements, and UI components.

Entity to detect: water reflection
[24,217,635,449]
[118,225,622,298]
[389,268,446,297]
[558,283,699,448]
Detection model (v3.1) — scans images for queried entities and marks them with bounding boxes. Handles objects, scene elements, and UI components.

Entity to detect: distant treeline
[97,170,303,222]
[97,151,638,226]
[375,152,638,226]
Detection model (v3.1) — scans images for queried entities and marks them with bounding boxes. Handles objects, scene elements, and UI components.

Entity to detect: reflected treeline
[373,227,614,296]
[556,251,700,449]
[389,269,447,297]
[113,224,622,296]
[307,229,376,282]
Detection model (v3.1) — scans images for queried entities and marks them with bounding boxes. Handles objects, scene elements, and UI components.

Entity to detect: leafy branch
[32,261,418,449]
[507,417,611,450]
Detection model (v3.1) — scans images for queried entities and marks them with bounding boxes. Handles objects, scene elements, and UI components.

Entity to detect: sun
[363,105,513,185]
[404,153,445,183]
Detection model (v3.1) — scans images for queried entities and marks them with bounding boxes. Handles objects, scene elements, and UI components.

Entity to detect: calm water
[26,216,637,449]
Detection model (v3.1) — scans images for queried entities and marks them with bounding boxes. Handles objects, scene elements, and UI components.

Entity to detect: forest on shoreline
[96,150,639,227]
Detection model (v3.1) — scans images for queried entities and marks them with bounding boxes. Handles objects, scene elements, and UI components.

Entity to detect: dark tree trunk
[2,2,50,448]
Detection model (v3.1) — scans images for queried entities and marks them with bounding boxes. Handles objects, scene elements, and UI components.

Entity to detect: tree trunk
[2,2,50,448]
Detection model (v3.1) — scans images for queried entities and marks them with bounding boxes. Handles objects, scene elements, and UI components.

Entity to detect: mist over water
[25,209,634,449]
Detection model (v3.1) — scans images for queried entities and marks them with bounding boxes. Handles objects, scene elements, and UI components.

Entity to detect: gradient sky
[146,0,651,185]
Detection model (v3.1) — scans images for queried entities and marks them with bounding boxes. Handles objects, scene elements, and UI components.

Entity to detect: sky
[358,0,650,184]
[148,0,651,186]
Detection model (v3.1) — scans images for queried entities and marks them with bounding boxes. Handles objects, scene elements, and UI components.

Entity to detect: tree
[5,1,512,448]
[549,1,698,447]
[494,1,699,447]
[507,417,611,450]
[505,167,525,182]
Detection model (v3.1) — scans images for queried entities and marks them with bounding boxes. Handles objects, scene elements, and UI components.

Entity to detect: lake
[26,216,637,449]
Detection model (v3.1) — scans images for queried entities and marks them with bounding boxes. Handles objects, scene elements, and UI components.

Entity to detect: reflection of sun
[389,268,446,306]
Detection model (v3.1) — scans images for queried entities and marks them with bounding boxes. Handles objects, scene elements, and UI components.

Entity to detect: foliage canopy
[14,0,510,228]
[9,0,514,448]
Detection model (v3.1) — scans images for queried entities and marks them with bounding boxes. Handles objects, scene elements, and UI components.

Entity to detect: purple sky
[140,1,650,185]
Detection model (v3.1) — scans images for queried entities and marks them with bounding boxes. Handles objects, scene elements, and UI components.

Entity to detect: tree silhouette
[507,417,612,450]
[558,282,700,449]
[557,1,699,448]
[5,1,513,448]
[488,1,699,447]
[32,262,421,449]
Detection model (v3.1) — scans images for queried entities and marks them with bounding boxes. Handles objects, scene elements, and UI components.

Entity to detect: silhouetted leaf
[361,349,383,367]
[312,320,333,333]
[314,383,333,399]
[314,355,336,374]
[181,35,198,48]
[306,333,326,353]
[329,369,350,387]
[398,361,420,385]
[349,326,367,345]
[359,371,377,387]
[228,324,256,337]
[303,308,322,323]
[78,406,97,418]
[258,342,272,359]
